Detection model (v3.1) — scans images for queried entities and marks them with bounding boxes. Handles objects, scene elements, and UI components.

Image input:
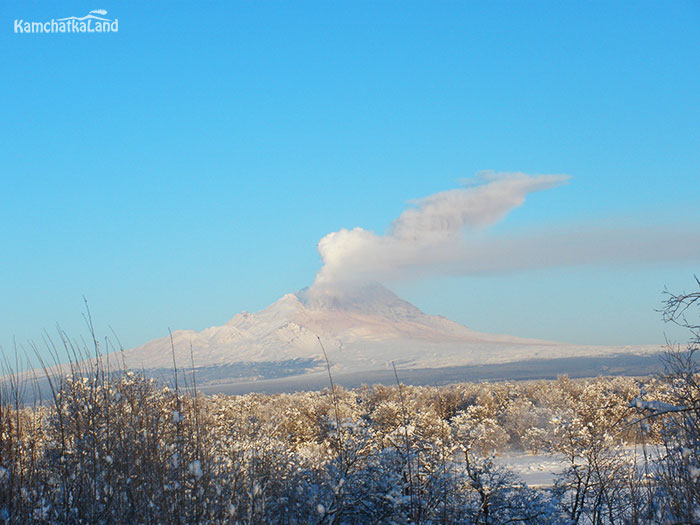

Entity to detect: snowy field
[494,452,568,487]
[495,445,662,488]
[196,353,664,395]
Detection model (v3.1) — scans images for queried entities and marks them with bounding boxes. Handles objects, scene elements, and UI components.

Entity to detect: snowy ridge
[122,283,661,383]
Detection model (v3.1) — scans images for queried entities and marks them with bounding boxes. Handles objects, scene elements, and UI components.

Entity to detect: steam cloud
[312,172,700,288]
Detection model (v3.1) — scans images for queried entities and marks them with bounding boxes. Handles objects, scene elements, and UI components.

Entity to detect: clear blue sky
[1,1,699,365]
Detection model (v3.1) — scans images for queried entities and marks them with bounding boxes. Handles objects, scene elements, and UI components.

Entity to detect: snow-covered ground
[494,452,568,487]
[494,446,661,488]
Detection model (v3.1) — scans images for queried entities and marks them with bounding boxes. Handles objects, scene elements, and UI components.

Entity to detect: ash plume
[311,172,700,290]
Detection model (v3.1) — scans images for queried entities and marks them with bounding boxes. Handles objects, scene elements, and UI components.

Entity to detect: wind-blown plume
[312,172,700,289]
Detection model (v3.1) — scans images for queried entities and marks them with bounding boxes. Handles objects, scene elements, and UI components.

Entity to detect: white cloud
[391,171,569,239]
[311,172,700,289]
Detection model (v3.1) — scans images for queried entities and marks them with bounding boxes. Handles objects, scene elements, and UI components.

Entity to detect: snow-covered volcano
[122,283,658,386]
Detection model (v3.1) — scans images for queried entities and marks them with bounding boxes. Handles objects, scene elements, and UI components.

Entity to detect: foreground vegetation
[1,282,698,524]
[1,356,697,524]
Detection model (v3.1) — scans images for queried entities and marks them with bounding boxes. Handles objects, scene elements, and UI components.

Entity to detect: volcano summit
[121,283,660,391]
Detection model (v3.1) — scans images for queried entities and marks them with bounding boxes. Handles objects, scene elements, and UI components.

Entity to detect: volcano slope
[121,283,663,393]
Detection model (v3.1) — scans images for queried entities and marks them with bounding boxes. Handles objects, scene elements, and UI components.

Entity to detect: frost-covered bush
[6,320,700,523]
[624,278,700,523]
[31,369,213,524]
[4,362,580,523]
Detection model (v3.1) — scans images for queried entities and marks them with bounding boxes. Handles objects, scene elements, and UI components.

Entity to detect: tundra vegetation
[1,281,699,524]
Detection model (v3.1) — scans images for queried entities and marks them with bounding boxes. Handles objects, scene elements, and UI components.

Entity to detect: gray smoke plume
[311,172,700,290]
